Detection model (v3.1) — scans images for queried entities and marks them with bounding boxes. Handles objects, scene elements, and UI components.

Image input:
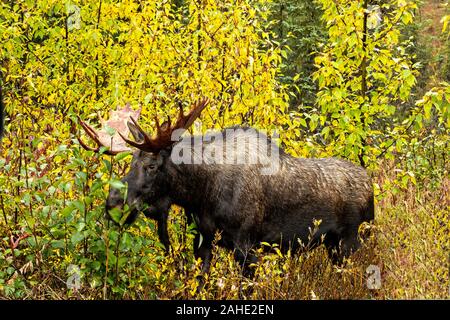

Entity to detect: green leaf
[108,208,122,224]
[72,200,85,213]
[299,118,307,128]
[71,232,84,245]
[102,159,112,172]
[51,240,65,249]
[91,261,101,271]
[423,102,432,120]
[321,126,330,139]
[61,206,75,218]
[116,151,132,161]
[309,114,319,132]
[109,179,126,190]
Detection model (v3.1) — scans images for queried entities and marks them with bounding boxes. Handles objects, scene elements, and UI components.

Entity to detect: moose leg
[324,231,341,264]
[185,210,207,268]
[340,229,361,259]
[157,211,171,254]
[233,241,258,278]
[142,207,171,253]
[336,204,368,262]
[195,234,213,274]
[143,197,172,253]
[185,211,200,252]
[325,228,360,265]
[193,234,213,292]
[233,240,258,299]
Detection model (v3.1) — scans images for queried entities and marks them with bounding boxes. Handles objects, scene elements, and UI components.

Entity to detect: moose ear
[127,121,145,143]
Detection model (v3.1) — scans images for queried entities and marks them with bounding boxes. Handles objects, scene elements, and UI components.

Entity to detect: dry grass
[373,173,449,299]
[420,0,447,51]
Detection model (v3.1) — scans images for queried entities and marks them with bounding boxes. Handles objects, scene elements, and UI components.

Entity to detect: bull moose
[78,98,374,275]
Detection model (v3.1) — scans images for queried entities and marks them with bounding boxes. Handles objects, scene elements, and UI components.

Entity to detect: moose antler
[77,104,141,155]
[119,98,209,153]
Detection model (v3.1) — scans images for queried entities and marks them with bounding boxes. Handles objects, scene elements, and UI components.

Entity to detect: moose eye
[146,164,157,173]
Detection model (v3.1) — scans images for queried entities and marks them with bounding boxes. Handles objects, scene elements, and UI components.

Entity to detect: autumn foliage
[0,0,448,299]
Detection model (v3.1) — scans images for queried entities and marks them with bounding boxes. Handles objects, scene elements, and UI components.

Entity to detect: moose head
[77,98,209,225]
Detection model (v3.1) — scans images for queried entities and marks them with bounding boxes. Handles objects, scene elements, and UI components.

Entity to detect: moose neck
[164,153,210,213]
